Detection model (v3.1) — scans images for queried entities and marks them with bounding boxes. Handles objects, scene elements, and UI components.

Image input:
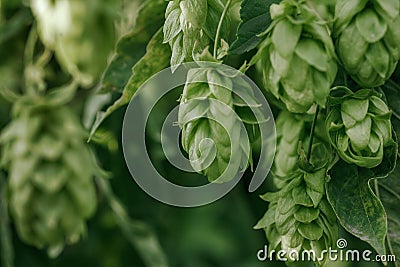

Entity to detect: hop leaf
[326,87,395,168]
[255,0,337,113]
[334,0,400,87]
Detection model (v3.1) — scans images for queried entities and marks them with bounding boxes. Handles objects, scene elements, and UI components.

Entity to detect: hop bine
[0,87,104,257]
[334,0,400,87]
[178,65,261,182]
[255,0,337,113]
[163,0,230,69]
[326,87,396,168]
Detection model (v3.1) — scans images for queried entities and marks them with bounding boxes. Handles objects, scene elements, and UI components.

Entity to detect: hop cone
[1,91,101,257]
[257,0,337,113]
[326,87,395,168]
[255,166,338,265]
[273,111,305,182]
[272,110,331,189]
[334,0,400,87]
[178,66,260,182]
[163,0,230,68]
[30,0,116,86]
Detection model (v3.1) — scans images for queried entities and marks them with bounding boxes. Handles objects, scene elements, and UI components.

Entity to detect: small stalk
[0,174,14,267]
[0,0,4,25]
[213,0,232,58]
[306,106,320,163]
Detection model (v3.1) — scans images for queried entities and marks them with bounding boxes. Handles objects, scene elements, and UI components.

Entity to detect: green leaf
[99,0,167,94]
[229,0,280,55]
[89,29,171,139]
[327,160,388,255]
[0,8,32,44]
[378,158,400,267]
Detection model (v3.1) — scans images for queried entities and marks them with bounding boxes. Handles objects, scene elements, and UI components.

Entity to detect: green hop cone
[273,111,305,182]
[255,166,338,266]
[178,66,261,182]
[334,0,400,87]
[273,111,331,189]
[0,90,102,257]
[256,0,337,113]
[30,0,116,86]
[326,87,396,168]
[163,0,230,69]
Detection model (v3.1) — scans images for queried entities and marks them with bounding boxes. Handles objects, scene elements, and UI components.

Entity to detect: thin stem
[0,0,4,25]
[0,174,14,267]
[374,179,380,200]
[36,48,52,68]
[213,0,232,58]
[24,25,38,67]
[306,106,320,163]
[96,178,169,267]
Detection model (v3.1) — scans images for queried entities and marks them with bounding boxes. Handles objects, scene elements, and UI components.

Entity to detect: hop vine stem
[96,178,169,267]
[213,0,232,58]
[306,106,320,163]
[0,174,14,267]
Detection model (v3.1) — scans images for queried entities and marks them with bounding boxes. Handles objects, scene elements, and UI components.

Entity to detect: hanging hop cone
[30,0,116,87]
[326,87,396,168]
[334,0,400,87]
[256,0,337,113]
[163,0,230,69]
[272,110,305,185]
[0,88,102,257]
[178,65,262,182]
[273,111,332,190]
[255,164,338,266]
[310,0,336,24]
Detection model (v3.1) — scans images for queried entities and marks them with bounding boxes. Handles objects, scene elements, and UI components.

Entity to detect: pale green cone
[30,0,116,87]
[326,87,395,168]
[334,0,400,87]
[255,166,338,266]
[256,0,337,113]
[178,67,261,182]
[272,111,305,186]
[163,0,230,69]
[0,91,102,257]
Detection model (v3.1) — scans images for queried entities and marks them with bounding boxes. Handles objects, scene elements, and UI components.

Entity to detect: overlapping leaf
[99,0,167,94]
[229,0,279,55]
